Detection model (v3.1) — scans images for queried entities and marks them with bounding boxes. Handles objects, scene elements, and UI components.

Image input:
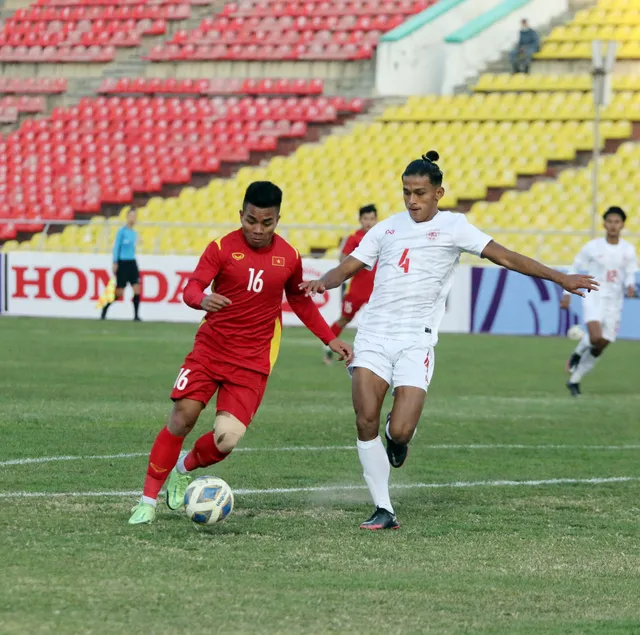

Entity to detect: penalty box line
[0,476,639,499]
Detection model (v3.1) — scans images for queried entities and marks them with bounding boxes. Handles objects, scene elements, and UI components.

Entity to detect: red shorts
[170,339,268,427]
[341,292,368,320]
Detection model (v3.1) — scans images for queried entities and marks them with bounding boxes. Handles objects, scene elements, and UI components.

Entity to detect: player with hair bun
[302,151,599,530]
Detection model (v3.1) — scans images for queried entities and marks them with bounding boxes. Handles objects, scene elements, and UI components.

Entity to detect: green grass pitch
[1,317,639,635]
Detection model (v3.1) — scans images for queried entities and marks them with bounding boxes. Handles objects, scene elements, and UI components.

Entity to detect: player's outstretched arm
[625,247,638,297]
[299,256,366,297]
[482,241,599,297]
[286,258,354,364]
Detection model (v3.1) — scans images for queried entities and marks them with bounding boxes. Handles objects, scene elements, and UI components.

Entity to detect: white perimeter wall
[376,0,567,96]
[440,0,568,94]
[376,0,504,96]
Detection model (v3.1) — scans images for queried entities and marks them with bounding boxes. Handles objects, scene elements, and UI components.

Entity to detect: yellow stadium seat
[1,240,19,251]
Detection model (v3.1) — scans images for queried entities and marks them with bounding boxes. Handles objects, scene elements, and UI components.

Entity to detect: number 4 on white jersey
[398,249,410,273]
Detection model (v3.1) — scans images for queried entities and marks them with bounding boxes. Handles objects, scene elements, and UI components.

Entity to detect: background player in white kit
[301,151,598,530]
[561,207,637,396]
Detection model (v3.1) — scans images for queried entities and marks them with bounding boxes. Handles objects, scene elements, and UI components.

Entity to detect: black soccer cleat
[566,352,581,374]
[566,381,581,397]
[360,507,400,531]
[385,413,408,468]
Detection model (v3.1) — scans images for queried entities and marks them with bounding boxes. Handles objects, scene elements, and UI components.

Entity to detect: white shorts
[582,292,621,343]
[348,331,435,392]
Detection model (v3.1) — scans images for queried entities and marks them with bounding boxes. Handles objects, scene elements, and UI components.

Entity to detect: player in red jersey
[129,181,353,525]
[324,204,378,364]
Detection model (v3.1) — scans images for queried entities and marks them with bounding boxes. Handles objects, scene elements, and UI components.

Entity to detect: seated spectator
[510,19,539,74]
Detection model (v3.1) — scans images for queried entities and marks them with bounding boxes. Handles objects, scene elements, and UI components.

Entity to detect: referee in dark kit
[101,208,142,321]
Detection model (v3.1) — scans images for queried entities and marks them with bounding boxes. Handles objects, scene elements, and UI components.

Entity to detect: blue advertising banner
[471,267,640,340]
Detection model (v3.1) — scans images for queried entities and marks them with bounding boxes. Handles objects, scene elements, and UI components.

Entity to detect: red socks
[142,426,185,500]
[183,431,229,471]
[330,322,343,338]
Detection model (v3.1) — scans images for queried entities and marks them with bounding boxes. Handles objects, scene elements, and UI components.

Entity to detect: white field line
[0,476,638,499]
[2,443,640,468]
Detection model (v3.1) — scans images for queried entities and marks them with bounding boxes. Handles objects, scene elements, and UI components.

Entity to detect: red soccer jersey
[182,229,335,375]
[342,228,376,298]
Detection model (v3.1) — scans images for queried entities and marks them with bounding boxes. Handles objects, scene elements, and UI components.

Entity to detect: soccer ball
[184,476,234,525]
[567,324,585,341]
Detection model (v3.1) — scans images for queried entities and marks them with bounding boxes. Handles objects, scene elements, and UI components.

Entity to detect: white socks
[570,349,600,384]
[176,454,189,475]
[357,436,393,514]
[574,332,591,357]
[141,495,157,507]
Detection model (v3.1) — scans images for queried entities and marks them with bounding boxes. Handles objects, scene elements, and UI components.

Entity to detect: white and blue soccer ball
[184,476,234,526]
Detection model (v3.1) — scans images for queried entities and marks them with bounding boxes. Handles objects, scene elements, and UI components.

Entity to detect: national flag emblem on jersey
[232,252,245,260]
[272,256,285,267]
[427,230,440,241]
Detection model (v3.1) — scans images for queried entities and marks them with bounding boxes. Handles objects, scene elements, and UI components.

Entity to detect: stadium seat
[0,94,364,232]
[148,0,436,61]
[98,77,325,96]
[536,0,640,59]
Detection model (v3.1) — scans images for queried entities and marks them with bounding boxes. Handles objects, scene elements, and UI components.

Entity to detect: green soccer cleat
[128,502,156,525]
[166,467,193,510]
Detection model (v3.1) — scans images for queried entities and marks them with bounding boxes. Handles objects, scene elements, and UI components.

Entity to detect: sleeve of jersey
[182,242,221,310]
[625,246,639,287]
[455,216,493,256]
[112,228,122,262]
[350,227,380,270]
[567,243,591,276]
[341,234,357,257]
[284,256,336,345]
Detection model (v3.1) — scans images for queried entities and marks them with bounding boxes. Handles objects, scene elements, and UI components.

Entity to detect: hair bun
[422,150,440,163]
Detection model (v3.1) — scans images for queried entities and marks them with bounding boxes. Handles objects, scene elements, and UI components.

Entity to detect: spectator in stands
[510,19,540,74]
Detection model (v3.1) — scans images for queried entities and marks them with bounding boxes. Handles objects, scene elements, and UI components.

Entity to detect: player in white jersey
[300,150,598,530]
[561,207,637,396]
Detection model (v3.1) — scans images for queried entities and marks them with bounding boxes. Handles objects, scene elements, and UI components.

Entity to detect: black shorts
[116,260,139,288]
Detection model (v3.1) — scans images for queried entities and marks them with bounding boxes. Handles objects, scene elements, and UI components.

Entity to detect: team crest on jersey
[427,230,440,241]
[232,252,245,260]
[272,256,285,267]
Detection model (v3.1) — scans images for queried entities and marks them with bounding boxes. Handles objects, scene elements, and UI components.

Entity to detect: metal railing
[1,218,638,264]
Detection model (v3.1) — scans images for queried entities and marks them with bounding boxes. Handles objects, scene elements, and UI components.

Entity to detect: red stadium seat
[0,88,365,234]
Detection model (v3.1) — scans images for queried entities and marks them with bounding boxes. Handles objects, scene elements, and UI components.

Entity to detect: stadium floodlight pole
[590,40,617,238]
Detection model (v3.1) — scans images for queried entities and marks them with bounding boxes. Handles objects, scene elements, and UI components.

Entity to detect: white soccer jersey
[569,238,638,307]
[350,210,492,343]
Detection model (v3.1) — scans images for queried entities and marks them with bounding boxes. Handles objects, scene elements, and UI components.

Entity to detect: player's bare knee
[355,412,379,441]
[214,412,246,453]
[389,420,415,445]
[168,399,202,436]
